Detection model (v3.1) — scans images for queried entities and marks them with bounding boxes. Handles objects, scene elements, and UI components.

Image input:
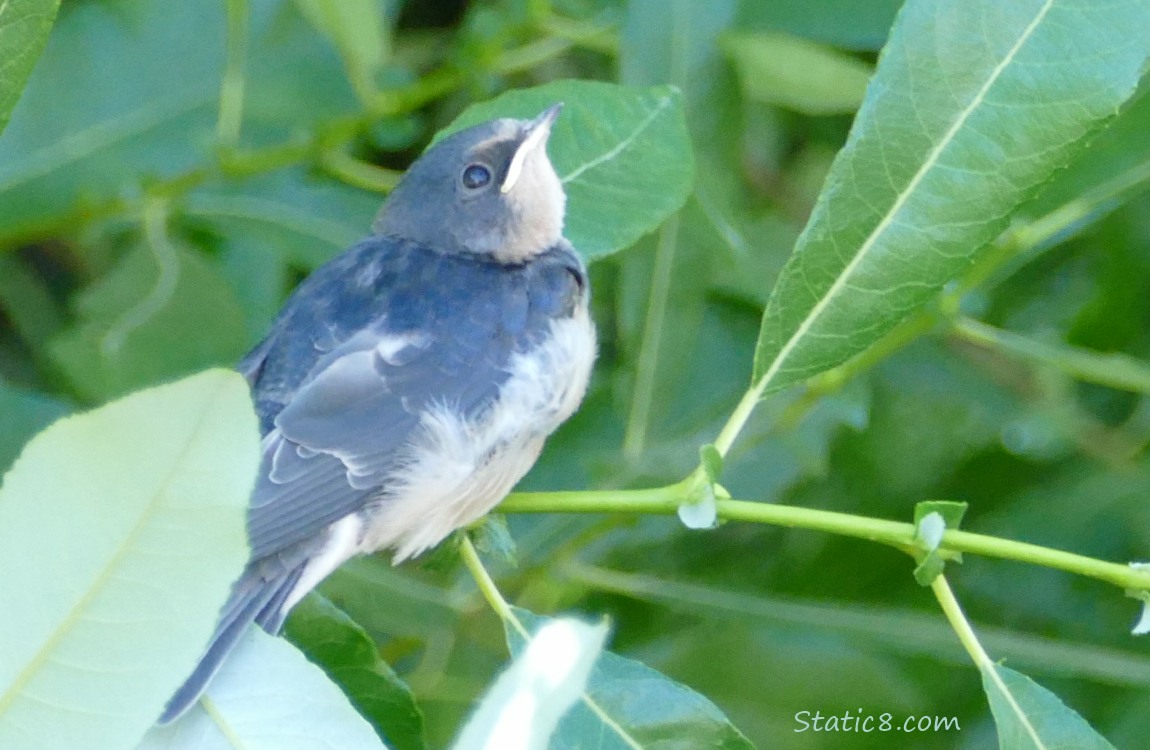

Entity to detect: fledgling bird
[160,103,595,722]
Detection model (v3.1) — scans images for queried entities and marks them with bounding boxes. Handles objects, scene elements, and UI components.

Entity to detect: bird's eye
[461,163,492,190]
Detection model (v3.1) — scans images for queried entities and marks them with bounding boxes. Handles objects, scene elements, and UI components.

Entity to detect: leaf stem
[622,216,679,461]
[499,490,1150,592]
[951,316,1150,395]
[458,535,525,636]
[216,0,249,149]
[931,575,990,666]
[319,149,403,193]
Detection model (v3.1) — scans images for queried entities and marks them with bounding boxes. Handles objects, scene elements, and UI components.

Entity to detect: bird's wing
[247,326,514,558]
[242,238,536,560]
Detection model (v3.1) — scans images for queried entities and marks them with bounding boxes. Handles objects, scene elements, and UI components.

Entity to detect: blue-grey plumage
[159,103,596,723]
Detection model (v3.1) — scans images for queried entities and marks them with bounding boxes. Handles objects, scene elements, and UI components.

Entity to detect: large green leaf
[0,0,59,137]
[0,370,256,750]
[442,80,694,261]
[137,628,386,750]
[982,664,1115,749]
[285,593,427,750]
[749,0,1150,403]
[506,608,754,750]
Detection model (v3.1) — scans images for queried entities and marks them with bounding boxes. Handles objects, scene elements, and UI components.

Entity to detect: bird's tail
[156,560,305,724]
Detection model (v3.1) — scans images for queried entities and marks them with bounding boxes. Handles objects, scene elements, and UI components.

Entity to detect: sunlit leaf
[453,616,607,750]
[0,370,256,750]
[137,628,386,750]
[506,608,755,750]
[0,378,70,474]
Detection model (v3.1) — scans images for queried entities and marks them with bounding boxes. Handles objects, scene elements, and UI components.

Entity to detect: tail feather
[157,562,305,724]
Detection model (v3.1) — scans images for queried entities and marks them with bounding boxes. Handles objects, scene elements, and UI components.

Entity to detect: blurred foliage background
[2,0,1150,747]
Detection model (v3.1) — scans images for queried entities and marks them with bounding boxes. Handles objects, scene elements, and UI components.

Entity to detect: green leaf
[294,0,387,103]
[913,500,967,531]
[0,0,357,243]
[619,0,737,90]
[736,0,903,51]
[49,239,250,402]
[699,444,724,483]
[0,0,60,137]
[0,1,220,241]
[453,616,607,750]
[721,31,873,115]
[187,167,381,271]
[912,492,969,587]
[506,607,755,750]
[441,80,695,261]
[0,378,71,474]
[137,628,386,750]
[982,663,1115,749]
[0,370,256,750]
[749,0,1150,402]
[616,0,736,460]
[285,593,427,750]
[472,515,518,567]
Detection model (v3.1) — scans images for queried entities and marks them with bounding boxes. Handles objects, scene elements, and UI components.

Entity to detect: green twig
[539,13,620,55]
[499,489,1150,592]
[217,0,249,148]
[951,316,1150,395]
[931,575,991,666]
[622,216,679,461]
[320,149,403,193]
[459,535,525,636]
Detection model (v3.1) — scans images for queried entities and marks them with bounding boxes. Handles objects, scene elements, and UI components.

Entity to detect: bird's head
[374,103,566,263]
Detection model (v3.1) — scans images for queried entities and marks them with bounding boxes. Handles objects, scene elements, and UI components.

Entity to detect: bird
[159,103,596,722]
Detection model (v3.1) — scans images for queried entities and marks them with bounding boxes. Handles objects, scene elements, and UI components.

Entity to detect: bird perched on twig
[160,103,595,722]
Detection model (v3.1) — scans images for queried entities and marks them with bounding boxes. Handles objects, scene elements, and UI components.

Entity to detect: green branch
[499,489,1150,593]
[951,316,1150,395]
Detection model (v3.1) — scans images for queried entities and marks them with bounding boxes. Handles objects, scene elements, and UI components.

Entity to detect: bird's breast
[360,304,596,562]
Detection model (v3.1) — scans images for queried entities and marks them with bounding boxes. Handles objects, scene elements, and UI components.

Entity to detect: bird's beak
[501,102,563,194]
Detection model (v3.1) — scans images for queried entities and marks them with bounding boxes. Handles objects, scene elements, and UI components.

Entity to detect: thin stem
[458,535,525,636]
[539,13,620,55]
[217,0,249,148]
[499,490,1150,592]
[931,575,991,666]
[320,149,402,193]
[952,316,1150,395]
[622,216,679,460]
